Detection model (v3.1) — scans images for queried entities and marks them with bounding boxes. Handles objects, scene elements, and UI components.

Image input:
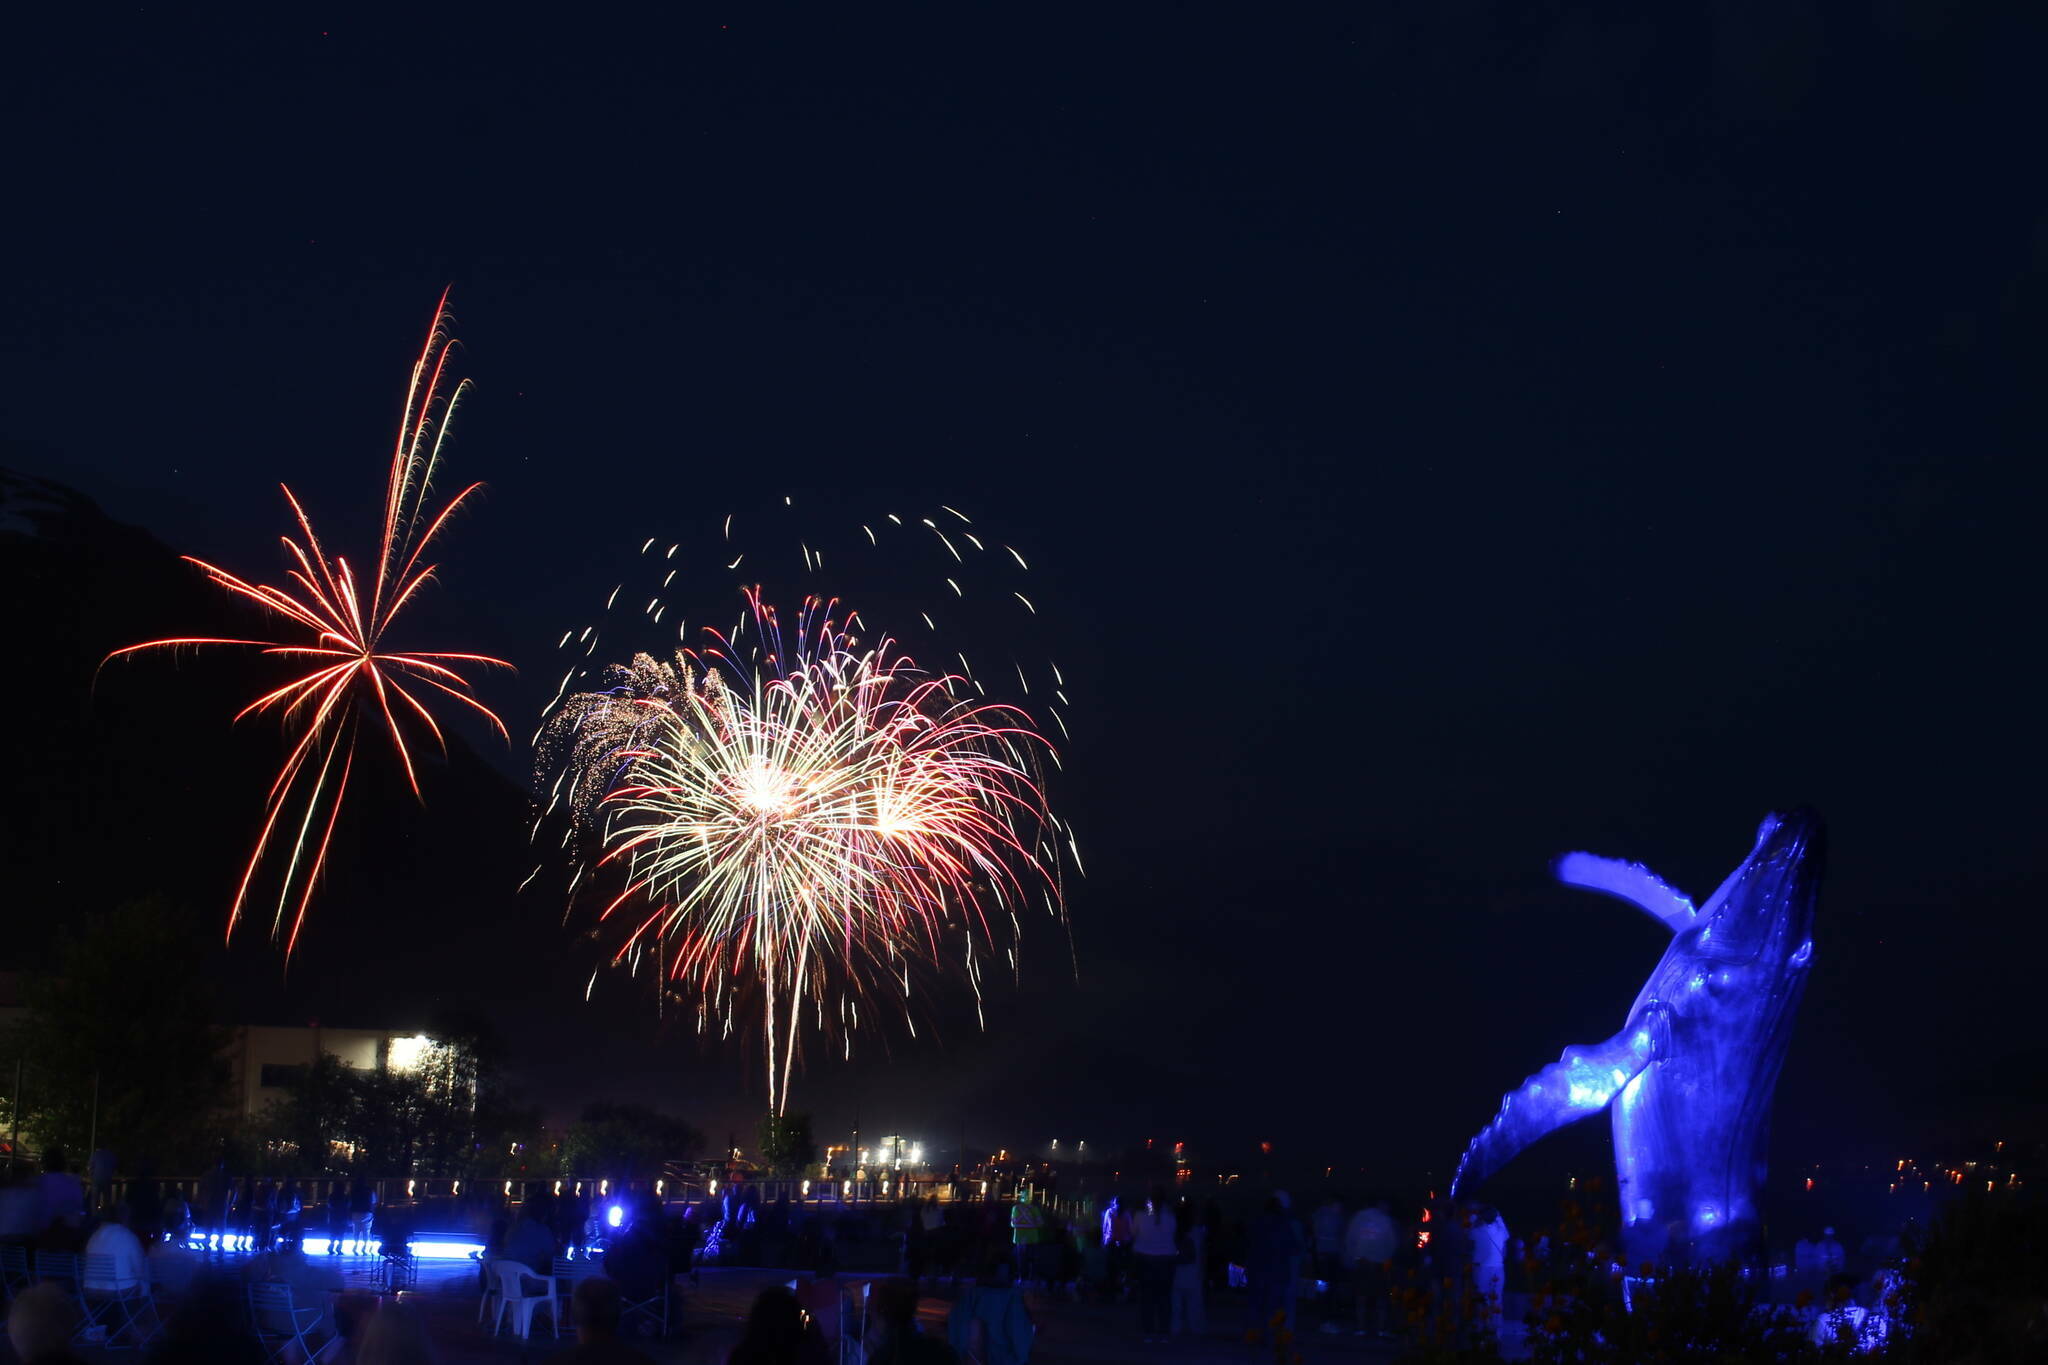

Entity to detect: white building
[226,1025,439,1119]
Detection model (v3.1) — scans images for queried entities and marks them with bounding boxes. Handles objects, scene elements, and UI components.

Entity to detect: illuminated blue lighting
[1453,810,1822,1267]
[289,1235,485,1261]
[607,1204,625,1228]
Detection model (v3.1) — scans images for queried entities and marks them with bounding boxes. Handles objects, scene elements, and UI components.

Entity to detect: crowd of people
[0,1150,693,1364]
[0,1145,1913,1364]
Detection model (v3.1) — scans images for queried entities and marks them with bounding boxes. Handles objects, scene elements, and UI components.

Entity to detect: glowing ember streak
[104,293,510,953]
[540,589,1062,1115]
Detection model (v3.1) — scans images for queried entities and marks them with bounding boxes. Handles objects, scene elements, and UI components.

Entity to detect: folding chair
[618,1271,672,1341]
[35,1252,111,1346]
[248,1281,338,1365]
[837,1280,870,1365]
[488,1260,559,1340]
[552,1256,605,1322]
[378,1244,417,1293]
[149,1252,197,1299]
[82,1253,162,1348]
[0,1243,31,1302]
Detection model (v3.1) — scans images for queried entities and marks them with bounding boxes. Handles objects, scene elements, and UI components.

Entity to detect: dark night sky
[6,7,2047,1188]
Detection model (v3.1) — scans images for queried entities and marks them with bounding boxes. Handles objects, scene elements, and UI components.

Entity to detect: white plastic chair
[552,1256,605,1322]
[33,1252,108,1344]
[488,1260,559,1339]
[83,1253,162,1347]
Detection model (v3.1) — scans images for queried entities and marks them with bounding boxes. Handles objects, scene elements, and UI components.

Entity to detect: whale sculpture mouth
[1451,809,1822,1266]
[1691,808,1823,963]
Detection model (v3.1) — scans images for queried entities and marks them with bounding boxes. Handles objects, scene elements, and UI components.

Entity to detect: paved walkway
[392,1262,1406,1364]
[43,1253,1409,1365]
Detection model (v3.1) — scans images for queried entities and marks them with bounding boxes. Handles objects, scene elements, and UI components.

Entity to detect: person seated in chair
[84,1203,149,1297]
[84,1201,158,1343]
[867,1276,959,1365]
[602,1214,671,1334]
[503,1207,560,1275]
[948,1261,1034,1365]
[547,1275,656,1364]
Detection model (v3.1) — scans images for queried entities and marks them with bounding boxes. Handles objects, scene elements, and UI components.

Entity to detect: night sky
[7,8,2046,1189]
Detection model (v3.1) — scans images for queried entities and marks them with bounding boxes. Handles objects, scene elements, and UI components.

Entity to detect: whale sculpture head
[1690,809,1819,964]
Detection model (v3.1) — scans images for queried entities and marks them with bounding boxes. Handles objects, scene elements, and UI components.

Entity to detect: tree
[258,1029,530,1178]
[758,1112,817,1177]
[5,899,231,1169]
[259,1053,359,1174]
[561,1103,702,1179]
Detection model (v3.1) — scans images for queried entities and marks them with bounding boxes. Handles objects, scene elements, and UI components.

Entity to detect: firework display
[539,513,1070,1116]
[105,292,510,953]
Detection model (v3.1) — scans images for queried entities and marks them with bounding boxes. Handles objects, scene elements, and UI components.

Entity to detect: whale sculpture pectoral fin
[1452,1025,1658,1194]
[1555,853,1696,932]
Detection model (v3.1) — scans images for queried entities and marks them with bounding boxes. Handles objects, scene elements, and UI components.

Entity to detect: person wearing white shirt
[84,1205,149,1294]
[1343,1201,1399,1337]
[1467,1204,1510,1324]
[1130,1189,1178,1343]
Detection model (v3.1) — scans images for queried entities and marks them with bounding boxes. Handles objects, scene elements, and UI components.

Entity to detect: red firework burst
[105,291,510,953]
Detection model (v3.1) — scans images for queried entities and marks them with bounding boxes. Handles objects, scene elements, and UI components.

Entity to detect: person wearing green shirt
[1009,1192,1046,1283]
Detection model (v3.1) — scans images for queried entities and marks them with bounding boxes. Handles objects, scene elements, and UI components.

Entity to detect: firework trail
[540,560,1068,1115]
[104,291,510,954]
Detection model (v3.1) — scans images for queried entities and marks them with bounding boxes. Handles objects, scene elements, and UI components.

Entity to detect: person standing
[325,1182,350,1255]
[348,1177,376,1255]
[1168,1200,1206,1339]
[276,1180,304,1251]
[1100,1196,1133,1299]
[1311,1196,1344,1284]
[246,1179,276,1254]
[1816,1227,1846,1276]
[1343,1200,1398,1337]
[158,1184,192,1250]
[1245,1193,1304,1340]
[1468,1204,1509,1329]
[36,1148,86,1239]
[905,1196,931,1284]
[1312,1195,1345,1334]
[198,1160,231,1256]
[1130,1188,1177,1343]
[88,1149,117,1214]
[1008,1190,1045,1284]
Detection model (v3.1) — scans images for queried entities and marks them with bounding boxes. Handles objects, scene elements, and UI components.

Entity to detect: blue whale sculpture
[1452,810,1821,1266]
